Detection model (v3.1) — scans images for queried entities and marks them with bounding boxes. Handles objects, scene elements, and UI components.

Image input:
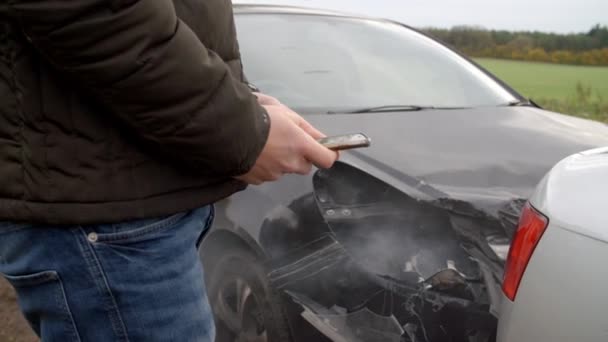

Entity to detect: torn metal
[289,291,404,342]
[264,163,521,342]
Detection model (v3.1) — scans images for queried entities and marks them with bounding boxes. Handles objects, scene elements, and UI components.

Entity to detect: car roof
[232,3,373,20]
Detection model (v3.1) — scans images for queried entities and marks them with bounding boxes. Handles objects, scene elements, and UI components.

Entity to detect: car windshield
[235,13,518,113]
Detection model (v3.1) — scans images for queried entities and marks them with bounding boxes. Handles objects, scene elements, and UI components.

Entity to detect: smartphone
[317,133,371,151]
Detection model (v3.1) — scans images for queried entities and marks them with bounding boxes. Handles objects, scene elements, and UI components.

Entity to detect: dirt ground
[0,277,38,342]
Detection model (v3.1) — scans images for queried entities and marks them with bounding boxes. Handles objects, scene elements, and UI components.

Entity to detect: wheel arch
[200,227,267,275]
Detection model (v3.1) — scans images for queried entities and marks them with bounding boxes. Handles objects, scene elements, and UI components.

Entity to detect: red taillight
[502,202,549,301]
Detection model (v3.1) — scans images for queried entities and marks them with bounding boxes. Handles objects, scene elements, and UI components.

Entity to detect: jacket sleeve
[7,0,270,176]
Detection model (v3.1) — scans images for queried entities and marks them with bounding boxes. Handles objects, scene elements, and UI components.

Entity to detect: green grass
[475,58,608,99]
[475,58,608,122]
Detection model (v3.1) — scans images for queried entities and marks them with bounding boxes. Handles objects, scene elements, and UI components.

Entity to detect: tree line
[422,24,608,66]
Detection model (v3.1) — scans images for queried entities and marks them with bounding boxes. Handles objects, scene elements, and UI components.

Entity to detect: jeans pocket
[91,211,189,245]
[4,271,81,342]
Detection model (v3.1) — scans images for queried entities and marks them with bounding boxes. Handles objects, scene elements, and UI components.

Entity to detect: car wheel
[207,248,292,342]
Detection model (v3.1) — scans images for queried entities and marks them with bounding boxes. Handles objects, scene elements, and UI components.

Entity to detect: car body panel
[306,107,608,198]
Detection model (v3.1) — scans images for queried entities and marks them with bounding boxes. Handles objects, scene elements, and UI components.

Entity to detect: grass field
[475,58,608,122]
[475,58,608,100]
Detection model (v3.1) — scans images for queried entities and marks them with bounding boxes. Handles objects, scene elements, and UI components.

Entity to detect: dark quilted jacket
[0,0,270,224]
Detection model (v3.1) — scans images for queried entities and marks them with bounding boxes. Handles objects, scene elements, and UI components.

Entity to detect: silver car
[498,147,608,342]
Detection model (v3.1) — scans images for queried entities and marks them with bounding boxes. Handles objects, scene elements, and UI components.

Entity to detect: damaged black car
[199,4,608,342]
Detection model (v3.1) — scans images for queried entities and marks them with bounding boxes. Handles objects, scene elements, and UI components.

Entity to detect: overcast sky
[236,0,608,33]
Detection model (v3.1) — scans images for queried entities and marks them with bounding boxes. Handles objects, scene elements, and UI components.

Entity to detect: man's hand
[236,104,339,185]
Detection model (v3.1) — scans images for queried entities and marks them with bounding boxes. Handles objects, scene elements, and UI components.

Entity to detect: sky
[236,0,608,33]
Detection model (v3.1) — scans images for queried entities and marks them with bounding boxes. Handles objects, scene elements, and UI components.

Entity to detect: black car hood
[308,106,608,215]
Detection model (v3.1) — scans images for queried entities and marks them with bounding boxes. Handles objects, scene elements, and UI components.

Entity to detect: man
[0,1,338,341]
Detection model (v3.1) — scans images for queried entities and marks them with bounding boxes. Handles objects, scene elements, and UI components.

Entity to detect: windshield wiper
[328,105,435,114]
[504,99,539,108]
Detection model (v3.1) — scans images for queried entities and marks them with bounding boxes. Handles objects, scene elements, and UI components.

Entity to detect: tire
[206,248,292,342]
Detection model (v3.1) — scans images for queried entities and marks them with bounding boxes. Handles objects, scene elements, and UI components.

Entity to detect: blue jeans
[0,206,215,342]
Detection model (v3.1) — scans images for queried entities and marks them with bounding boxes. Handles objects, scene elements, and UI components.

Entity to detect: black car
[200,5,608,342]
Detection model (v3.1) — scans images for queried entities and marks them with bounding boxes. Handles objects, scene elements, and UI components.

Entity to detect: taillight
[502,202,549,301]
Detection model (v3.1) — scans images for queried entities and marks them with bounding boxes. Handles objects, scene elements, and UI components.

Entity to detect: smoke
[335,219,461,282]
